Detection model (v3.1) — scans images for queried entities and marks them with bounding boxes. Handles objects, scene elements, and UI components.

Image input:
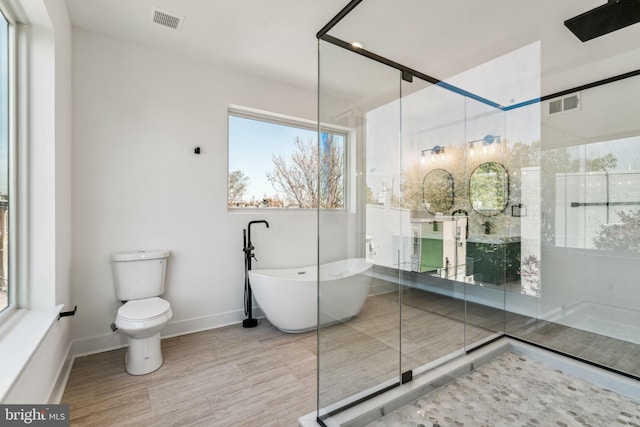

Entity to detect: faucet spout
[247,220,269,252]
[248,220,270,229]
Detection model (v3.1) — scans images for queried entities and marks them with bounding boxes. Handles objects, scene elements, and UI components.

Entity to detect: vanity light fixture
[467,134,501,156]
[420,145,445,163]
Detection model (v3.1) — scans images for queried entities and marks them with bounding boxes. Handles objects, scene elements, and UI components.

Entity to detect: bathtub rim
[248,257,374,282]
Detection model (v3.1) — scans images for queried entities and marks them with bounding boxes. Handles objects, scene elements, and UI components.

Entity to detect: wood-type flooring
[62,287,640,426]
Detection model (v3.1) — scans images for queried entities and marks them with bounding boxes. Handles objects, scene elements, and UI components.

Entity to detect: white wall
[537,77,640,317]
[70,29,321,354]
[365,204,411,269]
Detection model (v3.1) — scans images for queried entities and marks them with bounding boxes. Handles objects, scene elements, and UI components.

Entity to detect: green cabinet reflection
[466,237,521,285]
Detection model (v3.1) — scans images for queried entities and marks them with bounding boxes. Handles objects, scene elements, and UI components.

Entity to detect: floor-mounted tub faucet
[243,220,269,328]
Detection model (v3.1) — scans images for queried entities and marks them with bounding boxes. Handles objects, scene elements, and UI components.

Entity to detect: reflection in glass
[317,2,640,416]
[469,162,508,216]
[548,137,640,253]
[422,168,454,215]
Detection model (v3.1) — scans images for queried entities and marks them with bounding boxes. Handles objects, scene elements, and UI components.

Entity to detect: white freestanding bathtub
[248,258,373,333]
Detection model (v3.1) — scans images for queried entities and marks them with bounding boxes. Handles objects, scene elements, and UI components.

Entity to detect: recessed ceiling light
[351,41,366,49]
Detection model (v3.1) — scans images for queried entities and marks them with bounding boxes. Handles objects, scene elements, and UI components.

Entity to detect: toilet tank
[111,250,170,301]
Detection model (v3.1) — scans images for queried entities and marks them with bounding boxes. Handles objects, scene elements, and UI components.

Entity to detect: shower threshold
[299,337,640,426]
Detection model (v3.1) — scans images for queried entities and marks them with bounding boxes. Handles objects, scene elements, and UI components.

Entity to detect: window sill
[0,305,62,401]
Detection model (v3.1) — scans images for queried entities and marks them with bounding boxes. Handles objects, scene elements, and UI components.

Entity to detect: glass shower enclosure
[316,0,640,423]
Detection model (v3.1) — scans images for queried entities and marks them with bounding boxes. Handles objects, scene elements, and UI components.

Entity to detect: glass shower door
[317,38,402,419]
[399,77,471,374]
[463,97,509,349]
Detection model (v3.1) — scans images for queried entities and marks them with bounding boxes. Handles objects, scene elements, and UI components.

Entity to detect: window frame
[0,2,17,321]
[227,105,350,211]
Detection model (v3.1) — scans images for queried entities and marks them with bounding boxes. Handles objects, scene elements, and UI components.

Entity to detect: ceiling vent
[546,93,581,116]
[151,8,184,30]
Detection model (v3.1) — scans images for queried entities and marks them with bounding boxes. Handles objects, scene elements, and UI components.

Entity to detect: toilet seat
[118,297,171,321]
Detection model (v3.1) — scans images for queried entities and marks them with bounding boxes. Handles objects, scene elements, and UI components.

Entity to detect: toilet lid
[118,297,171,321]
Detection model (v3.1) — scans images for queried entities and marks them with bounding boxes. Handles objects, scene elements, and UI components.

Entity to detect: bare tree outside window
[228,170,250,207]
[267,137,318,208]
[228,112,346,209]
[267,136,344,209]
[319,137,344,209]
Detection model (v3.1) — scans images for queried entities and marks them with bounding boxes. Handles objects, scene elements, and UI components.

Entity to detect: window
[228,107,346,209]
[549,136,640,252]
[0,9,10,313]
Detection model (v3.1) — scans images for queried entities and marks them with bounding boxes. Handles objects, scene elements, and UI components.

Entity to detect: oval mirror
[469,162,508,216]
[422,168,454,215]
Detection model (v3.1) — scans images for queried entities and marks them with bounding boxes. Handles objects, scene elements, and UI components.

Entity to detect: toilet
[111,250,173,375]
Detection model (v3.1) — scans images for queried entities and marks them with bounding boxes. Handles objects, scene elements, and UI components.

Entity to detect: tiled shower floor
[365,351,640,427]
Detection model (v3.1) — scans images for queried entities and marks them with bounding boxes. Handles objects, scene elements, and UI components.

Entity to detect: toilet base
[124,332,163,375]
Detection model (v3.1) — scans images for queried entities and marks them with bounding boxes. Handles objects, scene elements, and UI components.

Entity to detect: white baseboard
[71,307,265,358]
[162,307,264,339]
[48,343,73,404]
[70,330,128,358]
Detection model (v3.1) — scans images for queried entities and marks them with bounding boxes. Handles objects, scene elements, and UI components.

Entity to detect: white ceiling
[65,0,348,91]
[328,0,640,104]
[65,0,640,104]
